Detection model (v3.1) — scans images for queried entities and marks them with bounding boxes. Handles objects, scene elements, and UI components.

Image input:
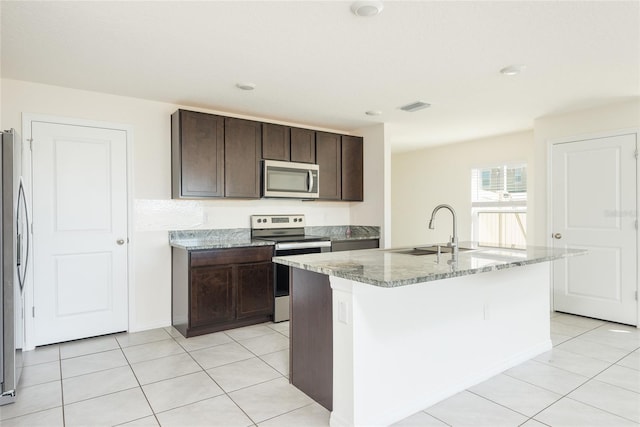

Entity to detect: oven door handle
[276,241,332,251]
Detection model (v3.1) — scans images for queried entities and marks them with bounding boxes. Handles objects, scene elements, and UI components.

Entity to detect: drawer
[190,246,274,267]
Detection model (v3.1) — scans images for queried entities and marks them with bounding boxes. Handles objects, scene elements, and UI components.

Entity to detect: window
[471,164,527,248]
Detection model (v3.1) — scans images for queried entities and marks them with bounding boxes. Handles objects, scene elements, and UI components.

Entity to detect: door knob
[116,239,125,245]
[552,233,562,239]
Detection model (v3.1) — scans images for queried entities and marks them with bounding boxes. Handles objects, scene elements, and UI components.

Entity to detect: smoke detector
[399,101,431,112]
[351,1,384,17]
[500,65,526,76]
[236,82,256,91]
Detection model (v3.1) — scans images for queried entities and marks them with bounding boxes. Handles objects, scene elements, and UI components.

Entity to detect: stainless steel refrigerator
[1,128,29,405]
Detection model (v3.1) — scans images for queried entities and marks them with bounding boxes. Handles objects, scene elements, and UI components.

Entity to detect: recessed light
[365,110,382,116]
[399,101,430,112]
[500,65,526,76]
[236,82,256,91]
[351,1,384,17]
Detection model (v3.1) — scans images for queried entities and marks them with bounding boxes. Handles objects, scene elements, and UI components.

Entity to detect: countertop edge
[272,248,585,288]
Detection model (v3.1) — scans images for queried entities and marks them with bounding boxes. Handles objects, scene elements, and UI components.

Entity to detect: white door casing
[551,132,637,325]
[31,120,129,346]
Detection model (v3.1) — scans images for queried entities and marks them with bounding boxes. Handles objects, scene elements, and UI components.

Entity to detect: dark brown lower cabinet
[190,265,234,327]
[237,262,274,319]
[172,246,274,337]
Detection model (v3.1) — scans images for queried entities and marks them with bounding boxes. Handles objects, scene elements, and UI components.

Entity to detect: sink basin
[393,245,476,256]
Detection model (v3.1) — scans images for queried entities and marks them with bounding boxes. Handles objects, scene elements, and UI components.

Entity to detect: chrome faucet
[428,204,458,261]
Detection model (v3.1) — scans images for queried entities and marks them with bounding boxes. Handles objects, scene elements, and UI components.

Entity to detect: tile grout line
[118,330,168,427]
[58,345,67,427]
[172,323,302,425]
[420,411,453,427]
[460,319,638,425]
[517,322,640,425]
[171,329,261,425]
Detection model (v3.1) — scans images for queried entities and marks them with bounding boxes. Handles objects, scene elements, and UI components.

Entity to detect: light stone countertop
[169,237,276,250]
[169,226,380,250]
[272,242,586,288]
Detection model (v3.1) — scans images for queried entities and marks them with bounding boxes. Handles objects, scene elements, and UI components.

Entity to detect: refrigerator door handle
[17,178,29,292]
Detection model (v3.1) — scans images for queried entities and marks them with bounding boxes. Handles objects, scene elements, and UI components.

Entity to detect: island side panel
[330,262,552,427]
[290,267,333,411]
[171,247,189,336]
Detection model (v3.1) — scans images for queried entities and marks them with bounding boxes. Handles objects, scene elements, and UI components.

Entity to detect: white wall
[0,78,383,331]
[391,131,535,247]
[351,123,391,247]
[532,98,640,245]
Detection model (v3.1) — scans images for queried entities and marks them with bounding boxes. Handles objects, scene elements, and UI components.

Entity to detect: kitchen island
[273,243,584,427]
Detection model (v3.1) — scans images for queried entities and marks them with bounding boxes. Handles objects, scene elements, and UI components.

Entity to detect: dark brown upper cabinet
[171,109,224,198]
[171,109,363,202]
[262,123,290,161]
[341,136,364,201]
[290,128,316,164]
[316,132,342,200]
[224,118,262,198]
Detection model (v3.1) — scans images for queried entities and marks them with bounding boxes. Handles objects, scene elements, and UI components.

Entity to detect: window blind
[472,164,527,204]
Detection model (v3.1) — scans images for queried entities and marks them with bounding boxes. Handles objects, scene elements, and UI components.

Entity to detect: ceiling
[1,1,639,152]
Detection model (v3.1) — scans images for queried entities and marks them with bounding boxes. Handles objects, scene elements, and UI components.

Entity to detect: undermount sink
[393,245,475,256]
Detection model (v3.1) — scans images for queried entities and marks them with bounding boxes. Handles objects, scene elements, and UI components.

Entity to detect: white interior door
[31,121,128,346]
[551,132,637,325]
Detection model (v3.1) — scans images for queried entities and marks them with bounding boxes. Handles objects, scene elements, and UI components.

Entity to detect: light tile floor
[0,312,637,426]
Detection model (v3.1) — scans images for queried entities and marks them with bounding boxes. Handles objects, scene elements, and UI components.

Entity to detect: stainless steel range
[251,214,331,322]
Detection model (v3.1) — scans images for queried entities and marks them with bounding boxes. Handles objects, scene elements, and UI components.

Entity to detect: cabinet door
[341,136,364,201]
[225,118,262,198]
[237,261,274,319]
[290,128,316,163]
[316,132,341,200]
[172,110,224,198]
[262,123,290,161]
[190,265,234,327]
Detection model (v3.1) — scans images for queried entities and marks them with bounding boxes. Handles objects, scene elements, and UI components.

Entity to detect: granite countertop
[169,226,380,250]
[306,226,380,241]
[169,237,276,250]
[272,242,586,288]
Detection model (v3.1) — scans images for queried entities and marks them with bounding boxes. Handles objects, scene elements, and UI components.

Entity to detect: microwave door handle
[307,170,313,192]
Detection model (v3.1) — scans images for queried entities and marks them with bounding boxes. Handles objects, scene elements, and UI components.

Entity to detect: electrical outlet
[338,301,348,324]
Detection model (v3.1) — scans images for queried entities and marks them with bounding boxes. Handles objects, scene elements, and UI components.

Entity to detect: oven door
[273,245,329,322]
[274,246,328,298]
[263,160,319,199]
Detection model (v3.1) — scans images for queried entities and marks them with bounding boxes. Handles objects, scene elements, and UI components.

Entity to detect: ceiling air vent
[399,101,431,112]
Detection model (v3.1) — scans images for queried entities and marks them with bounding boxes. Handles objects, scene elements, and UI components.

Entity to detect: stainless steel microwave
[263,160,319,199]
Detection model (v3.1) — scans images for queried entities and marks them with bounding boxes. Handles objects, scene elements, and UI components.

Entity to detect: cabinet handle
[117,239,125,245]
[552,233,562,239]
